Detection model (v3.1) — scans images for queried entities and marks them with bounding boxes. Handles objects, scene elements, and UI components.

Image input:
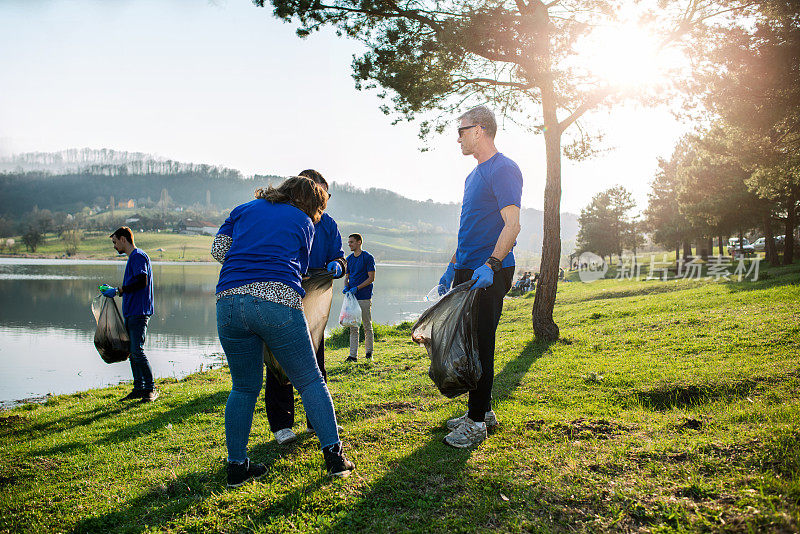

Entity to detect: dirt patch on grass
[364,401,419,413]
[551,418,631,440]
[526,417,631,440]
[347,401,422,420]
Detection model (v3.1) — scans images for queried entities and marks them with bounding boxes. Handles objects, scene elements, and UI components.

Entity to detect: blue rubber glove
[343,286,357,295]
[326,260,343,277]
[100,284,117,298]
[471,264,494,289]
[438,263,455,295]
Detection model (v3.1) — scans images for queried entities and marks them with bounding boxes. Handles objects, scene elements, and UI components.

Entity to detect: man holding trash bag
[343,233,376,362]
[265,169,347,445]
[438,105,522,448]
[100,226,158,402]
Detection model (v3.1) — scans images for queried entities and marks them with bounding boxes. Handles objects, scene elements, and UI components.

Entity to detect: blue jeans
[217,294,340,463]
[124,315,154,391]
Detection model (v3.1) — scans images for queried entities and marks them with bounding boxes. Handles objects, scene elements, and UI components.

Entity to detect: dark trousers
[124,315,154,391]
[265,341,327,431]
[454,266,514,421]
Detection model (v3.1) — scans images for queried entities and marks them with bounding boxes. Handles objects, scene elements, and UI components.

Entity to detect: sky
[0,0,691,214]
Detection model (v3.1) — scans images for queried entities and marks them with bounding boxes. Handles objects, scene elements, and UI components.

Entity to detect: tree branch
[451,77,534,90]
[558,88,611,133]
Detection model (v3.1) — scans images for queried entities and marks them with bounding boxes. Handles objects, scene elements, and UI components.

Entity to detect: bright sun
[576,21,684,89]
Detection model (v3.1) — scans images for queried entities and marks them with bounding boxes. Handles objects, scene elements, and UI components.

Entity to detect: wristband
[486,256,502,273]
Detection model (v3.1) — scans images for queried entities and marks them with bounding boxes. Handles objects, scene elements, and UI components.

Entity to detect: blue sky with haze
[0,0,688,213]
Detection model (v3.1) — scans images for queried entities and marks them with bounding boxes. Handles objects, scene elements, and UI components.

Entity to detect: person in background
[101,226,157,403]
[437,105,522,449]
[265,169,347,445]
[343,233,375,362]
[212,175,354,487]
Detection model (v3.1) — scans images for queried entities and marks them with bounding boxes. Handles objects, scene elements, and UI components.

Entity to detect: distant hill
[0,148,578,263]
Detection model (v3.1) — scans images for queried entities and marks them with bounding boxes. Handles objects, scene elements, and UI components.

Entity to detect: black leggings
[265,342,327,431]
[454,266,514,421]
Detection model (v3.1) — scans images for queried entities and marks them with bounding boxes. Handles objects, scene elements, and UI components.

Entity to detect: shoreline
[0,357,229,411]
[0,253,447,267]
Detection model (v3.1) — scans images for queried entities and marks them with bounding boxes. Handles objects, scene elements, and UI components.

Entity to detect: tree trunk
[700,238,709,261]
[532,85,562,341]
[683,241,692,261]
[708,237,714,258]
[738,229,745,258]
[675,244,679,261]
[784,186,797,265]
[764,214,778,266]
[718,235,724,256]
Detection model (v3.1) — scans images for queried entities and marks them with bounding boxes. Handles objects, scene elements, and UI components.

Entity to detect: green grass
[5,231,216,262]
[1,264,799,532]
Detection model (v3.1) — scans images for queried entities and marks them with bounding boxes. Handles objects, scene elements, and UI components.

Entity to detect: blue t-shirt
[455,152,523,270]
[308,213,345,270]
[215,200,314,297]
[122,248,154,317]
[346,250,376,300]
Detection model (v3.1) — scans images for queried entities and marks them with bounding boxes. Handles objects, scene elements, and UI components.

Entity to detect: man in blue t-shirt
[264,169,347,445]
[343,233,376,362]
[437,105,522,449]
[100,226,157,402]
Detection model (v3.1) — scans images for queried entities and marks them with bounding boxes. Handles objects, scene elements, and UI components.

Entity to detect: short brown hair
[255,175,328,223]
[348,233,363,243]
[110,226,134,245]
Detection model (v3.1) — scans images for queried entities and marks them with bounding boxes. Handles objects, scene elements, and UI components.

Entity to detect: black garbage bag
[411,280,481,398]
[264,269,334,385]
[91,295,130,364]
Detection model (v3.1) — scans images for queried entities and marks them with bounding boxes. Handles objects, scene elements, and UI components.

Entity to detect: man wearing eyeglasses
[438,105,523,449]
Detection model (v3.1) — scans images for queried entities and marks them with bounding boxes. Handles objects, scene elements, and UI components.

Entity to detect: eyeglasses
[457,124,483,137]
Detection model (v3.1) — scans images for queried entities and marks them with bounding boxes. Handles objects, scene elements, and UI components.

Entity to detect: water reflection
[0,259,443,405]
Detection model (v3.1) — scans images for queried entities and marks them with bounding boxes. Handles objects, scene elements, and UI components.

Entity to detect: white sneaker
[444,418,487,448]
[446,410,498,430]
[274,428,297,445]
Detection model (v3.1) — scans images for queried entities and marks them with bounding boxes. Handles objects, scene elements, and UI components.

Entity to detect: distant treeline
[0,149,579,255]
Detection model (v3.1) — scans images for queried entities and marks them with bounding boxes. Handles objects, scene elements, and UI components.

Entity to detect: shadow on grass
[28,391,228,457]
[633,369,800,411]
[63,339,550,532]
[325,338,552,531]
[68,466,226,534]
[722,263,800,293]
[634,382,758,411]
[17,402,140,437]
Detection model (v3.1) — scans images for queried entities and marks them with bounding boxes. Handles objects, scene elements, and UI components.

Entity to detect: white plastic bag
[338,292,362,327]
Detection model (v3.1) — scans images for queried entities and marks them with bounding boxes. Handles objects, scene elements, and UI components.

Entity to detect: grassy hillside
[5,231,216,262]
[3,229,451,264]
[1,264,798,532]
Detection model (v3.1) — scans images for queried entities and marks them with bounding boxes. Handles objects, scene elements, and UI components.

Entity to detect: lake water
[0,258,443,406]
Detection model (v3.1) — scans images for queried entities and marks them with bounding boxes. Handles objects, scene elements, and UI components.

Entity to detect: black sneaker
[345,355,357,362]
[323,443,355,478]
[120,390,145,401]
[141,390,159,402]
[226,458,268,488]
[365,351,373,360]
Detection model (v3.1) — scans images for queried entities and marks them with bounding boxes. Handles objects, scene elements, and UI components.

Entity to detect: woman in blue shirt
[212,176,354,486]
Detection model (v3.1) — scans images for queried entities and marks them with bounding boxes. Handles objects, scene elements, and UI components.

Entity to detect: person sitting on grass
[212,175,355,487]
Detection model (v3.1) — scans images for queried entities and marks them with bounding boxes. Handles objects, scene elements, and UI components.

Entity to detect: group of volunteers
[99,105,523,488]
